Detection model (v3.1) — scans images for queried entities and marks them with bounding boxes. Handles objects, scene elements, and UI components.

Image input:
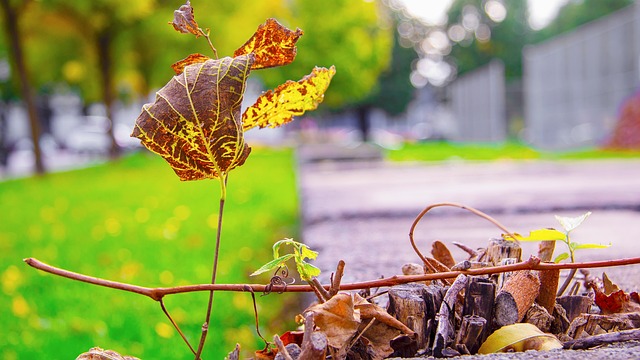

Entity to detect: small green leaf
[299,244,319,260]
[297,261,321,281]
[572,243,611,250]
[251,254,294,276]
[272,238,295,258]
[555,212,592,233]
[507,228,566,242]
[554,252,570,263]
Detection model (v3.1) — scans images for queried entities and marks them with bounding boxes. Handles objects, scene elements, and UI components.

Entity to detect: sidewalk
[297,144,640,291]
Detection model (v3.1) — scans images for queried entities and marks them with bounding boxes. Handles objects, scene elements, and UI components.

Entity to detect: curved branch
[24,256,640,298]
[408,202,518,265]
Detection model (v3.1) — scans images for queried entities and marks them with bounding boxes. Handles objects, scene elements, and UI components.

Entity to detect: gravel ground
[389,341,640,360]
[296,144,640,359]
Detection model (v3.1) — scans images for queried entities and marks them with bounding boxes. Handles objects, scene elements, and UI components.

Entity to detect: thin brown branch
[195,190,226,359]
[329,260,346,297]
[24,256,640,297]
[408,202,518,270]
[160,299,199,358]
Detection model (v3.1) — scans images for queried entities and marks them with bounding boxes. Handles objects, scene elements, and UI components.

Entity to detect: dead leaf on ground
[431,240,456,268]
[306,293,360,349]
[595,289,640,314]
[603,272,621,295]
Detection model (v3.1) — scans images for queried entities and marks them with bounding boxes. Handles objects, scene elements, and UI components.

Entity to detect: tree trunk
[97,30,120,158]
[1,0,45,175]
[356,106,371,143]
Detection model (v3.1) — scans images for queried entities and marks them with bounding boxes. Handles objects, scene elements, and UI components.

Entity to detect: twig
[273,334,293,360]
[160,299,199,358]
[409,202,518,271]
[24,256,640,296]
[557,268,578,297]
[329,260,346,297]
[243,285,269,346]
[195,180,227,359]
[309,278,331,303]
[563,328,640,350]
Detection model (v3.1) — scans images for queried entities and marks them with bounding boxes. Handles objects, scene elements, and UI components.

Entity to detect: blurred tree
[446,0,530,80]
[0,0,45,174]
[257,0,394,141]
[3,0,393,149]
[532,0,634,43]
[353,14,418,141]
[32,0,162,158]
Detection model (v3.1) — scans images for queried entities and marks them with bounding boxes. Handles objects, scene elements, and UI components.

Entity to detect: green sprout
[504,211,611,295]
[251,238,321,282]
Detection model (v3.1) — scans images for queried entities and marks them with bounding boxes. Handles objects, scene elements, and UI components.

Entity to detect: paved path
[298,146,640,291]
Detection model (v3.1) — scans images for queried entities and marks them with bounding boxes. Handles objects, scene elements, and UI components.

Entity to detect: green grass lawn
[386,141,640,162]
[1,148,300,359]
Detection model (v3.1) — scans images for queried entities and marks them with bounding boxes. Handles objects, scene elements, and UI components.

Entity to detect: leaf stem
[557,234,578,296]
[194,178,227,359]
[199,28,218,59]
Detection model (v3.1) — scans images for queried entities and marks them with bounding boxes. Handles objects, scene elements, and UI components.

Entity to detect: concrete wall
[523,2,640,149]
[447,60,507,142]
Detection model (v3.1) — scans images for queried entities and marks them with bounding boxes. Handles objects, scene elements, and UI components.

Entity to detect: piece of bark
[274,344,301,360]
[462,276,495,345]
[564,328,640,350]
[299,313,327,360]
[486,237,522,266]
[388,283,429,350]
[557,295,592,323]
[498,270,541,322]
[273,334,295,360]
[390,335,418,358]
[455,315,486,355]
[536,266,560,314]
[537,241,556,262]
[433,274,468,358]
[493,291,518,329]
[432,240,456,269]
[550,303,571,335]
[524,302,554,333]
[567,312,640,339]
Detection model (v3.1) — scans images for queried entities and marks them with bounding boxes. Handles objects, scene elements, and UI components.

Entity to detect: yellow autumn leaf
[233,18,303,70]
[242,66,336,131]
[478,323,563,354]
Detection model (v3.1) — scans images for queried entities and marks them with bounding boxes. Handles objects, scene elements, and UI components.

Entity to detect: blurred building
[523,2,640,149]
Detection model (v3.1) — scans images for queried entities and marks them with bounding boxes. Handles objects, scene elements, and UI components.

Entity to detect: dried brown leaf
[431,240,456,268]
[170,1,200,37]
[234,18,302,70]
[132,55,254,181]
[595,288,640,314]
[306,293,360,348]
[171,53,211,75]
[602,272,621,295]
